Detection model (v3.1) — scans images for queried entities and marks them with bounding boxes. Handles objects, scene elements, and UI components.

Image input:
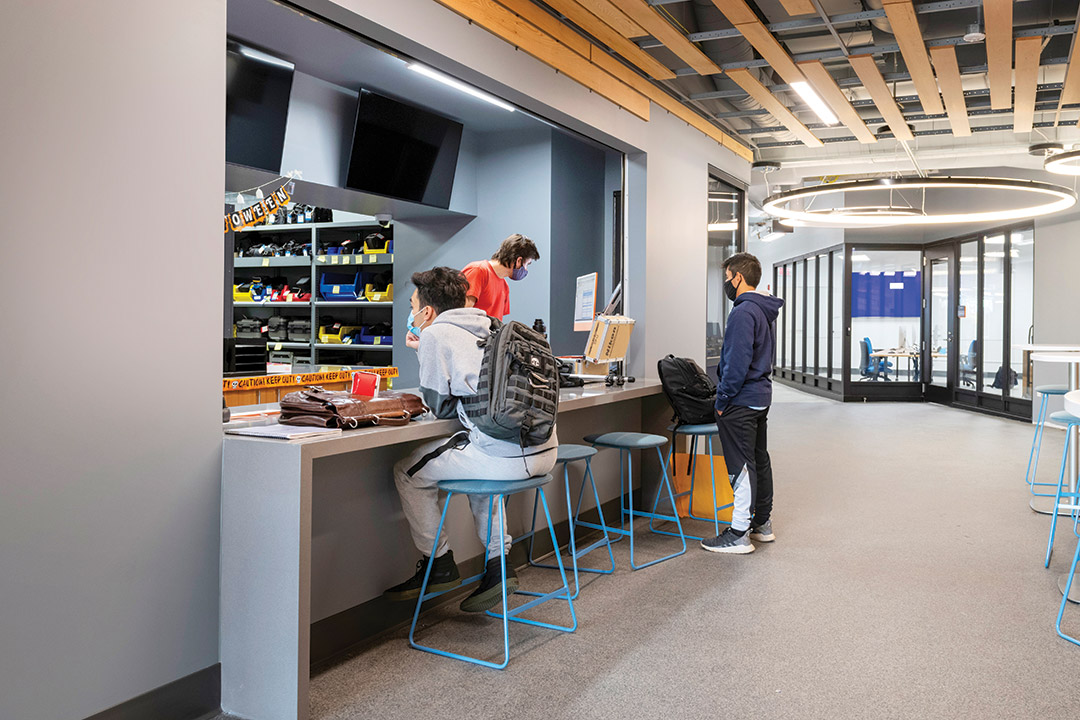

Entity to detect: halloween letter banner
[224,184,292,233]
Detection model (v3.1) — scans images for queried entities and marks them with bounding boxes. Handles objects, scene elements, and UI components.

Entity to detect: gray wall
[549,132,608,356]
[0,2,225,719]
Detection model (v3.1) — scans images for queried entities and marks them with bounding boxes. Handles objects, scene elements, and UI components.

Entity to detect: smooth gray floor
[215,387,1080,719]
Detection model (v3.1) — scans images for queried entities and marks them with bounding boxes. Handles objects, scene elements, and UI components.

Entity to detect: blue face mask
[407,308,430,336]
[510,263,529,281]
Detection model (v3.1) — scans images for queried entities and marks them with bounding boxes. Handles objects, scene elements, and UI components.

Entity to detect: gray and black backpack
[461,318,558,447]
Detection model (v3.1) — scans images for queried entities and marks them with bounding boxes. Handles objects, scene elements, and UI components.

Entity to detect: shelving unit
[230,220,395,369]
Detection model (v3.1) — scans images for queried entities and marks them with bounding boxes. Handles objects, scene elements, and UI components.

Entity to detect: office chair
[859,337,892,381]
[959,340,978,387]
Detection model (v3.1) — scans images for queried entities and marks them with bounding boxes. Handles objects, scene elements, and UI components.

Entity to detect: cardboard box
[584,315,635,363]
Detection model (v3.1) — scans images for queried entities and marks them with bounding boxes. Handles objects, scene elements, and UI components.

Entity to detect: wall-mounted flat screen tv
[225,40,294,173]
[345,90,463,209]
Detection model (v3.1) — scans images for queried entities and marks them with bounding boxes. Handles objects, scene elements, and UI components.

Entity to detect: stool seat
[1049,411,1080,426]
[585,431,668,449]
[1037,384,1069,396]
[667,423,717,436]
[556,444,598,463]
[437,475,553,496]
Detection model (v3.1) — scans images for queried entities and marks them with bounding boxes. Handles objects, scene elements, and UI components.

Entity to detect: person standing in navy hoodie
[701,252,784,555]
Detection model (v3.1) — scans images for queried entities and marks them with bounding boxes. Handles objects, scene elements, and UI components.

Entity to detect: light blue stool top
[667,423,717,436]
[556,444,598,463]
[1049,411,1080,426]
[437,475,554,496]
[585,431,668,449]
[1037,384,1070,396]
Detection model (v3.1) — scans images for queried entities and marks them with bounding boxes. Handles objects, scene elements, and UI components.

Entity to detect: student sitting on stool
[385,267,559,611]
[701,252,784,555]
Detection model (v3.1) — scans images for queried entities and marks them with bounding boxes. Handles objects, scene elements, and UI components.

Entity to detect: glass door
[924,246,956,404]
[705,173,744,378]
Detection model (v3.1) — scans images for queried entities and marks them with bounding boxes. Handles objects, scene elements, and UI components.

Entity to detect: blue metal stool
[408,474,576,669]
[1045,411,1080,567]
[650,423,733,541]
[1056,529,1080,647]
[523,444,615,599]
[582,431,686,569]
[1027,385,1069,496]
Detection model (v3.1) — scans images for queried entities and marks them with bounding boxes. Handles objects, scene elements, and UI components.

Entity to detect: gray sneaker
[749,519,775,543]
[700,528,755,554]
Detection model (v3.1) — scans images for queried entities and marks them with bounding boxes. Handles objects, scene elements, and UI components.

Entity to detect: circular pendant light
[1044,148,1080,175]
[762,176,1076,227]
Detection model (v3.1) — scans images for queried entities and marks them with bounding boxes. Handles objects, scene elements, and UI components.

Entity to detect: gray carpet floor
[218,387,1080,719]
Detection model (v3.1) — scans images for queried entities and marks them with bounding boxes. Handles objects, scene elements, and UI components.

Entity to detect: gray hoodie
[417,308,558,458]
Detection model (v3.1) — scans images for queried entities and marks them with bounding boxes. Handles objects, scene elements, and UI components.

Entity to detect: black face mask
[724,275,740,302]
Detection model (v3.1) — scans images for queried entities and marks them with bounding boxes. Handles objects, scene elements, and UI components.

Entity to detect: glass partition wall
[773,244,844,396]
[771,224,1033,419]
[939,224,1034,417]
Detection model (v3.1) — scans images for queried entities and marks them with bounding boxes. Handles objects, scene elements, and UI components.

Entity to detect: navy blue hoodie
[715,290,785,412]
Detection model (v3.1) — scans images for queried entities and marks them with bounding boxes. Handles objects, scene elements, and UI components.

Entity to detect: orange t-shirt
[462,260,510,320]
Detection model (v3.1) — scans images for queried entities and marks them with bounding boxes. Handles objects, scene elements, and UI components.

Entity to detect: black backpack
[461,318,559,447]
[657,354,716,427]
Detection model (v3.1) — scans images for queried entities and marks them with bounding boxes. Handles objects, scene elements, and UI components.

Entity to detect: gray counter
[220,381,666,720]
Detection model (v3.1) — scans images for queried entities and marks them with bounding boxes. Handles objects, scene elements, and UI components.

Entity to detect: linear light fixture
[708,222,739,232]
[791,81,838,125]
[763,177,1076,227]
[238,46,295,70]
[851,254,871,262]
[407,64,515,111]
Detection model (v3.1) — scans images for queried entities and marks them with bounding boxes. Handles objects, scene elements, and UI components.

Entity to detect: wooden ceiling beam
[848,54,914,141]
[726,68,823,148]
[983,0,1014,110]
[928,45,971,137]
[797,60,876,144]
[778,0,817,16]
[574,0,645,39]
[1012,36,1043,134]
[880,0,944,115]
[709,1,804,87]
[543,0,676,80]
[608,0,723,75]
[432,0,650,120]
[1058,7,1080,107]
[495,0,751,160]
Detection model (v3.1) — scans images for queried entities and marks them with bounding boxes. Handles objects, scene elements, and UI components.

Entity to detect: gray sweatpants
[393,432,558,558]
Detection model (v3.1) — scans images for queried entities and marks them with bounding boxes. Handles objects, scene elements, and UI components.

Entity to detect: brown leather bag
[279,388,428,429]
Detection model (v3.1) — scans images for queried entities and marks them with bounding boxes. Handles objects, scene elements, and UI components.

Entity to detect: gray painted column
[221,439,312,720]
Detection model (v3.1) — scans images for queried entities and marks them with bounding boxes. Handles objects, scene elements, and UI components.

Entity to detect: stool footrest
[626,509,681,523]
[507,588,571,615]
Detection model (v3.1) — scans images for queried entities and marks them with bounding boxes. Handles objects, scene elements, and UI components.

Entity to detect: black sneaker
[700,528,755,554]
[459,556,519,613]
[384,550,461,601]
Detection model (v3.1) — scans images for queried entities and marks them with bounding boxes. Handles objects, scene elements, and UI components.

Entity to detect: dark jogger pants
[714,405,773,532]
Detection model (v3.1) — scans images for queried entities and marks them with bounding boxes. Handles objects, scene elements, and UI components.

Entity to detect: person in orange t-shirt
[406,234,540,349]
[462,234,539,321]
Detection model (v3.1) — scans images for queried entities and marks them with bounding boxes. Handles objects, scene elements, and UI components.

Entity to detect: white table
[1013,344,1080,398]
[1032,356,1080,604]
